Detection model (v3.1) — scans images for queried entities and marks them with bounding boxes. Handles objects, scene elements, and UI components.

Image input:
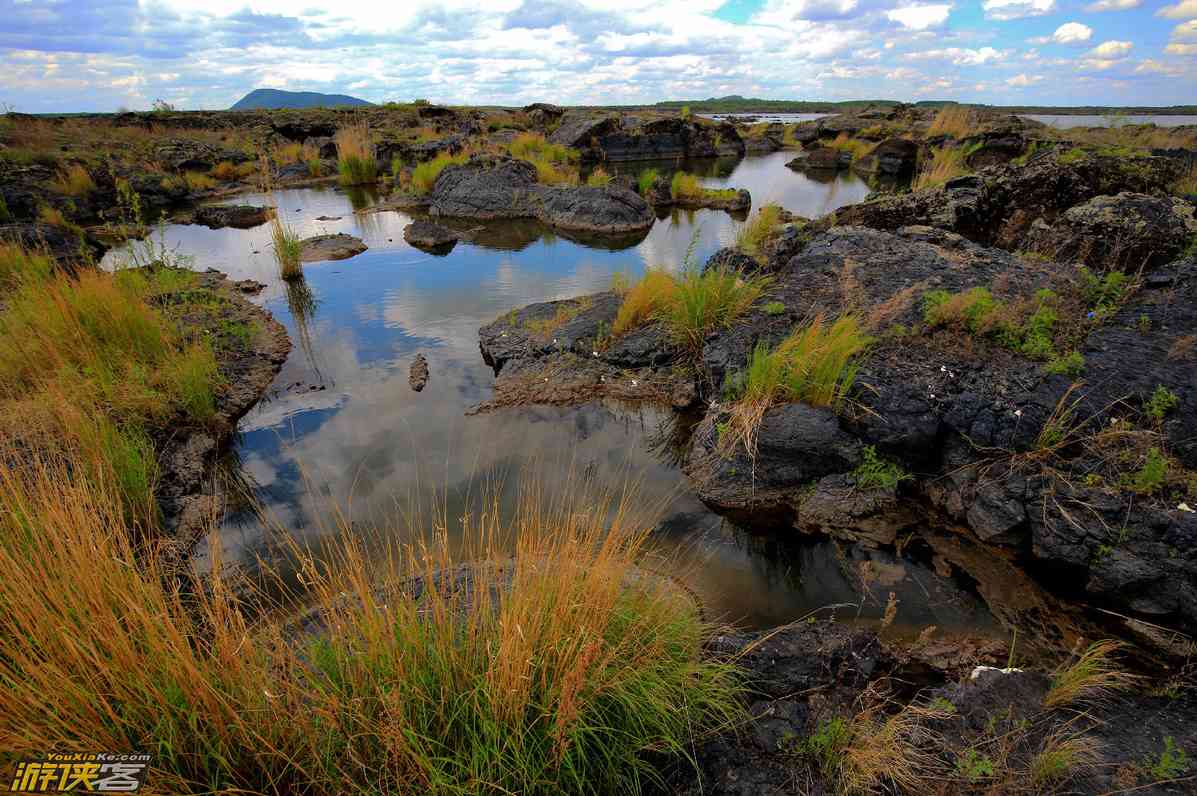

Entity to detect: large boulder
[786,146,850,171]
[548,112,620,149]
[299,233,367,262]
[428,155,653,234]
[1023,192,1197,272]
[403,220,459,254]
[852,137,919,177]
[192,204,273,230]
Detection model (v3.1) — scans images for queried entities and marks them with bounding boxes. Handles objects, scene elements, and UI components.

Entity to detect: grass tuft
[410,151,468,194]
[269,214,303,280]
[736,204,783,263]
[913,146,970,191]
[586,167,612,187]
[1030,731,1102,788]
[335,120,378,186]
[637,168,659,195]
[926,105,975,138]
[1045,640,1138,708]
[51,163,95,196]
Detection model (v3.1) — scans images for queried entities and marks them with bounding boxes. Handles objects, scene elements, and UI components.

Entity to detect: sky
[0,0,1194,112]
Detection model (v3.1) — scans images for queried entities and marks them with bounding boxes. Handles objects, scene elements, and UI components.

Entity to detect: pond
[103,152,1002,637]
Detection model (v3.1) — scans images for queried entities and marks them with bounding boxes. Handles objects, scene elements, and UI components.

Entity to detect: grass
[853,445,911,490]
[926,105,975,138]
[0,448,743,794]
[335,120,378,186]
[50,163,95,196]
[637,168,659,195]
[1044,640,1138,708]
[1045,351,1085,376]
[0,242,221,530]
[913,146,970,190]
[1129,447,1168,495]
[1145,385,1179,422]
[586,167,613,187]
[509,132,579,185]
[1175,161,1197,196]
[612,265,770,359]
[182,171,216,191]
[410,151,468,194]
[827,132,871,161]
[670,172,738,203]
[1030,732,1101,788]
[736,204,783,262]
[764,301,785,316]
[269,214,303,280]
[923,286,1062,361]
[720,315,869,455]
[1145,737,1190,780]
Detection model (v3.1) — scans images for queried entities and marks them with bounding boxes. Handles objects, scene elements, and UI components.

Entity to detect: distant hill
[230,89,373,111]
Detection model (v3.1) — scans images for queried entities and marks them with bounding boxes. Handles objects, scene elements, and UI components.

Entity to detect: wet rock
[788,123,821,146]
[429,155,653,234]
[403,219,458,254]
[786,145,850,171]
[232,278,266,294]
[674,188,751,212]
[798,474,918,546]
[702,247,760,275]
[1023,192,1197,272]
[685,404,863,523]
[961,129,1027,168]
[829,150,1185,252]
[409,354,429,392]
[191,204,273,230]
[299,233,367,262]
[852,137,918,177]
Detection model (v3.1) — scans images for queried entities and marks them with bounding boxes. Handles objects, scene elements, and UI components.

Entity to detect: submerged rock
[299,233,367,262]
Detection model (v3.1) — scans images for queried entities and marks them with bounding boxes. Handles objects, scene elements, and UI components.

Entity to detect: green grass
[1145,737,1190,780]
[670,172,737,203]
[270,214,303,280]
[586,167,612,187]
[913,146,970,190]
[853,445,911,490]
[612,267,770,357]
[923,286,1062,361]
[736,204,783,262]
[637,168,659,195]
[508,132,579,185]
[335,121,378,186]
[411,151,469,194]
[1045,351,1085,376]
[764,301,785,316]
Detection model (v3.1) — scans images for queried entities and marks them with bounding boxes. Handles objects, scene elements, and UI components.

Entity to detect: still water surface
[103,152,999,635]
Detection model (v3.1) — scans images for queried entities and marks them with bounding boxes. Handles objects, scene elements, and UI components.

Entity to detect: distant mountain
[230,88,373,111]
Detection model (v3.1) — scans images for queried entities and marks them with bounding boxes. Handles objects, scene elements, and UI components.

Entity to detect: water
[1022,114,1197,129]
[703,112,829,125]
[102,153,999,635]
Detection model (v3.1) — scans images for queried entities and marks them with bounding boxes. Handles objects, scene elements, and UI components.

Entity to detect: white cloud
[1165,42,1197,53]
[1007,73,1044,85]
[982,0,1055,20]
[1134,59,1186,75]
[1052,22,1094,44]
[1084,0,1141,9]
[886,4,953,29]
[1088,40,1132,58]
[908,46,1006,65]
[1173,19,1197,38]
[1156,0,1197,19]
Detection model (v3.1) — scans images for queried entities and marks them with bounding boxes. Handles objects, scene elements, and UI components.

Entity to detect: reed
[335,120,378,186]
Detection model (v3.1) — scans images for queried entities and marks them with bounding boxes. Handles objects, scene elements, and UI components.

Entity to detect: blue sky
[0,0,1193,112]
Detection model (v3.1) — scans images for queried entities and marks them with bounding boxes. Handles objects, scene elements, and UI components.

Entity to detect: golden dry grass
[913,147,970,190]
[335,120,377,186]
[50,163,95,196]
[927,105,976,138]
[1045,640,1140,708]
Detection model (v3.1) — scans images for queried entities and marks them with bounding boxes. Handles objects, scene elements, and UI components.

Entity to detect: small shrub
[1145,736,1190,780]
[1079,267,1129,314]
[1145,385,1180,421]
[679,105,692,120]
[853,445,910,490]
[335,121,378,186]
[671,171,701,200]
[764,301,785,316]
[586,167,612,187]
[637,168,659,195]
[1045,351,1084,376]
[1130,447,1168,495]
[799,717,852,777]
